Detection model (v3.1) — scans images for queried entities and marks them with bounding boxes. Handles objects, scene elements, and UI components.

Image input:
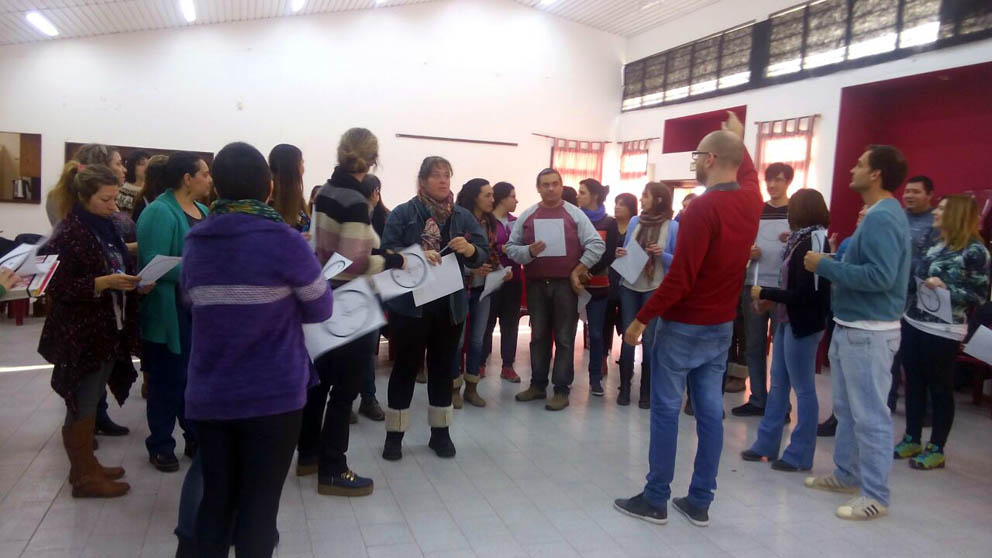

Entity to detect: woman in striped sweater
[297,128,405,497]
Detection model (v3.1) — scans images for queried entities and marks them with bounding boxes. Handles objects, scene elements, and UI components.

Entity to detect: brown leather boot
[63,418,129,498]
[65,419,125,485]
[463,376,486,407]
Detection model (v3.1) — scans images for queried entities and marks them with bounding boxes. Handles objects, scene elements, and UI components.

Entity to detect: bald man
[614,113,763,527]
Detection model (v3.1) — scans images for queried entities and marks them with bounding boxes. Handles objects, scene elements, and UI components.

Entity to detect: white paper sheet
[322,252,354,280]
[302,278,386,359]
[915,278,953,323]
[577,289,592,322]
[137,255,182,287]
[371,245,429,301]
[811,229,828,289]
[480,268,509,300]
[964,325,992,366]
[534,218,566,257]
[610,239,649,285]
[0,242,38,273]
[749,219,790,287]
[413,253,464,306]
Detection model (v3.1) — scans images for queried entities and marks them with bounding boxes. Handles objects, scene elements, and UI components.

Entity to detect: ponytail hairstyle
[337,128,379,174]
[268,143,306,225]
[47,143,118,221]
[579,178,610,207]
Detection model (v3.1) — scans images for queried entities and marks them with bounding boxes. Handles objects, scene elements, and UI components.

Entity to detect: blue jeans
[750,323,822,469]
[619,287,657,379]
[829,325,899,507]
[455,287,491,378]
[144,340,192,455]
[644,320,733,510]
[585,295,608,385]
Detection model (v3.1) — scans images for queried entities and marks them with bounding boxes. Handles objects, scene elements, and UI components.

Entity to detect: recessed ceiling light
[180,0,196,23]
[26,11,59,37]
[292,0,306,12]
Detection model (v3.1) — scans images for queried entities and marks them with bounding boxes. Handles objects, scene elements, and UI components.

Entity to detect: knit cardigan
[136,189,209,355]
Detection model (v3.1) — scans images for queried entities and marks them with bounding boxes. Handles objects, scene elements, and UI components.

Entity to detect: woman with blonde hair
[894,194,989,470]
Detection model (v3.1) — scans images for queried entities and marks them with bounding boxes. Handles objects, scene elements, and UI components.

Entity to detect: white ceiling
[0,0,721,46]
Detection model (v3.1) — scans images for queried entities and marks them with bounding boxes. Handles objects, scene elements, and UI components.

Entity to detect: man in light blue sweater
[803,145,910,521]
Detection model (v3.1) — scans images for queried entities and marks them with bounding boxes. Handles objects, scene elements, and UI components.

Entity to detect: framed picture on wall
[0,131,42,205]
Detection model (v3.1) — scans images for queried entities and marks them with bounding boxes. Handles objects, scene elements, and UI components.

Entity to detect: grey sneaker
[672,496,709,527]
[836,496,887,521]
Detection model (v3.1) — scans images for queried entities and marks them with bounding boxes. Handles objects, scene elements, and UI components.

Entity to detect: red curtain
[620,140,649,180]
[552,139,605,187]
[755,115,817,193]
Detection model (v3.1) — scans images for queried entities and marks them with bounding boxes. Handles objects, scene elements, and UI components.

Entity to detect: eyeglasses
[691,151,717,161]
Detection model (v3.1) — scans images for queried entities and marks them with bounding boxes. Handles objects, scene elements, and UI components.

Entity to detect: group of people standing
[19,111,989,557]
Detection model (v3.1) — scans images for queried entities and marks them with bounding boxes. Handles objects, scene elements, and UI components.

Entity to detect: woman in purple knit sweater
[181,142,333,557]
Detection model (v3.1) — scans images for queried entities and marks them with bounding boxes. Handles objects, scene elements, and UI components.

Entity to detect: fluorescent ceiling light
[541,0,556,6]
[292,0,306,12]
[26,11,59,37]
[180,0,196,23]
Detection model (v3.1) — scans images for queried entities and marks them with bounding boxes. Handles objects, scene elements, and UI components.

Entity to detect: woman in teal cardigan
[136,151,211,473]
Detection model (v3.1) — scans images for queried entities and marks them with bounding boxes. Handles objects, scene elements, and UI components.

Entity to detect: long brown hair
[642,182,674,220]
[268,144,307,225]
[47,143,118,221]
[939,195,982,252]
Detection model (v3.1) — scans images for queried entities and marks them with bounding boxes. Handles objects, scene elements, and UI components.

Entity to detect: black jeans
[144,340,193,456]
[482,276,523,368]
[194,409,302,558]
[526,278,578,394]
[900,323,958,448]
[388,299,459,411]
[298,331,376,475]
[603,293,622,362]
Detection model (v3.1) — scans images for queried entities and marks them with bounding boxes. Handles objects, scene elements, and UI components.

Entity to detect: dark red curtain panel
[552,139,605,188]
[620,140,650,180]
[754,115,817,195]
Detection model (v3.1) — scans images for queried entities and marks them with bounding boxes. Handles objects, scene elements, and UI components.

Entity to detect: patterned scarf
[636,211,670,281]
[783,225,823,262]
[210,199,285,223]
[478,214,500,269]
[417,189,454,252]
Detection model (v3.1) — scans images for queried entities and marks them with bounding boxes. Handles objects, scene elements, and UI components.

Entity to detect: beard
[694,165,707,186]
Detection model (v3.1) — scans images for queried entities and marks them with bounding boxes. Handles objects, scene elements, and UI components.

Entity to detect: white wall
[620,0,992,204]
[0,0,624,237]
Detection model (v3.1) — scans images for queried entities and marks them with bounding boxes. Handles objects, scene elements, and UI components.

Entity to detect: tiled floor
[2,316,992,558]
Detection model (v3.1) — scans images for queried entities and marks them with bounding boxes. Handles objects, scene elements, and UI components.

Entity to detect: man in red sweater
[614,112,762,527]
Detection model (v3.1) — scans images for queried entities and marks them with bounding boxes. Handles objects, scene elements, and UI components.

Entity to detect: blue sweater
[817,198,910,323]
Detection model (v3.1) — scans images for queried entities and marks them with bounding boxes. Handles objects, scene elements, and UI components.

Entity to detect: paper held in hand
[577,289,592,322]
[480,268,508,300]
[371,245,429,301]
[811,229,828,289]
[413,253,464,306]
[610,239,649,285]
[322,252,354,280]
[915,278,953,323]
[964,325,992,366]
[302,277,386,359]
[534,218,566,257]
[137,255,182,287]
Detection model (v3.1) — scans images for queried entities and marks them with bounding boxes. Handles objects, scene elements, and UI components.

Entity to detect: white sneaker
[804,473,859,494]
[836,496,888,521]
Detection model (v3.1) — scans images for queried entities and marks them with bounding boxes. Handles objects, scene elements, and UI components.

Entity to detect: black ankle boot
[428,427,456,458]
[383,431,404,461]
[618,365,633,406]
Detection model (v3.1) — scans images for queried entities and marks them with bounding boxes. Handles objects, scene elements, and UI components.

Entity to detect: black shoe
[359,398,385,421]
[296,455,318,477]
[613,493,667,525]
[184,440,198,459]
[731,403,765,417]
[318,470,374,497]
[770,459,806,472]
[617,386,631,406]
[383,432,403,461]
[740,449,765,462]
[638,399,650,409]
[590,381,605,397]
[672,496,709,527]
[95,416,130,436]
[150,452,180,472]
[428,427,456,458]
[817,415,838,437]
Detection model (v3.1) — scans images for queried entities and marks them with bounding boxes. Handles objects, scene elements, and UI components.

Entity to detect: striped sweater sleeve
[312,188,401,281]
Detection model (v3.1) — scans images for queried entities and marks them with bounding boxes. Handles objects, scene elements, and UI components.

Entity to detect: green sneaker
[893,435,922,459]
[909,443,945,470]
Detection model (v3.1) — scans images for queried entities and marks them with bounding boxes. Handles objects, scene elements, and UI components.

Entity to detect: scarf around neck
[210,199,285,223]
[417,189,454,252]
[784,225,823,261]
[73,203,128,270]
[635,211,670,281]
[582,205,607,224]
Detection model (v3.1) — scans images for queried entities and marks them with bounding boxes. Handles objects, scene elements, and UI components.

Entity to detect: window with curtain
[551,139,605,188]
[755,115,817,195]
[620,141,649,181]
